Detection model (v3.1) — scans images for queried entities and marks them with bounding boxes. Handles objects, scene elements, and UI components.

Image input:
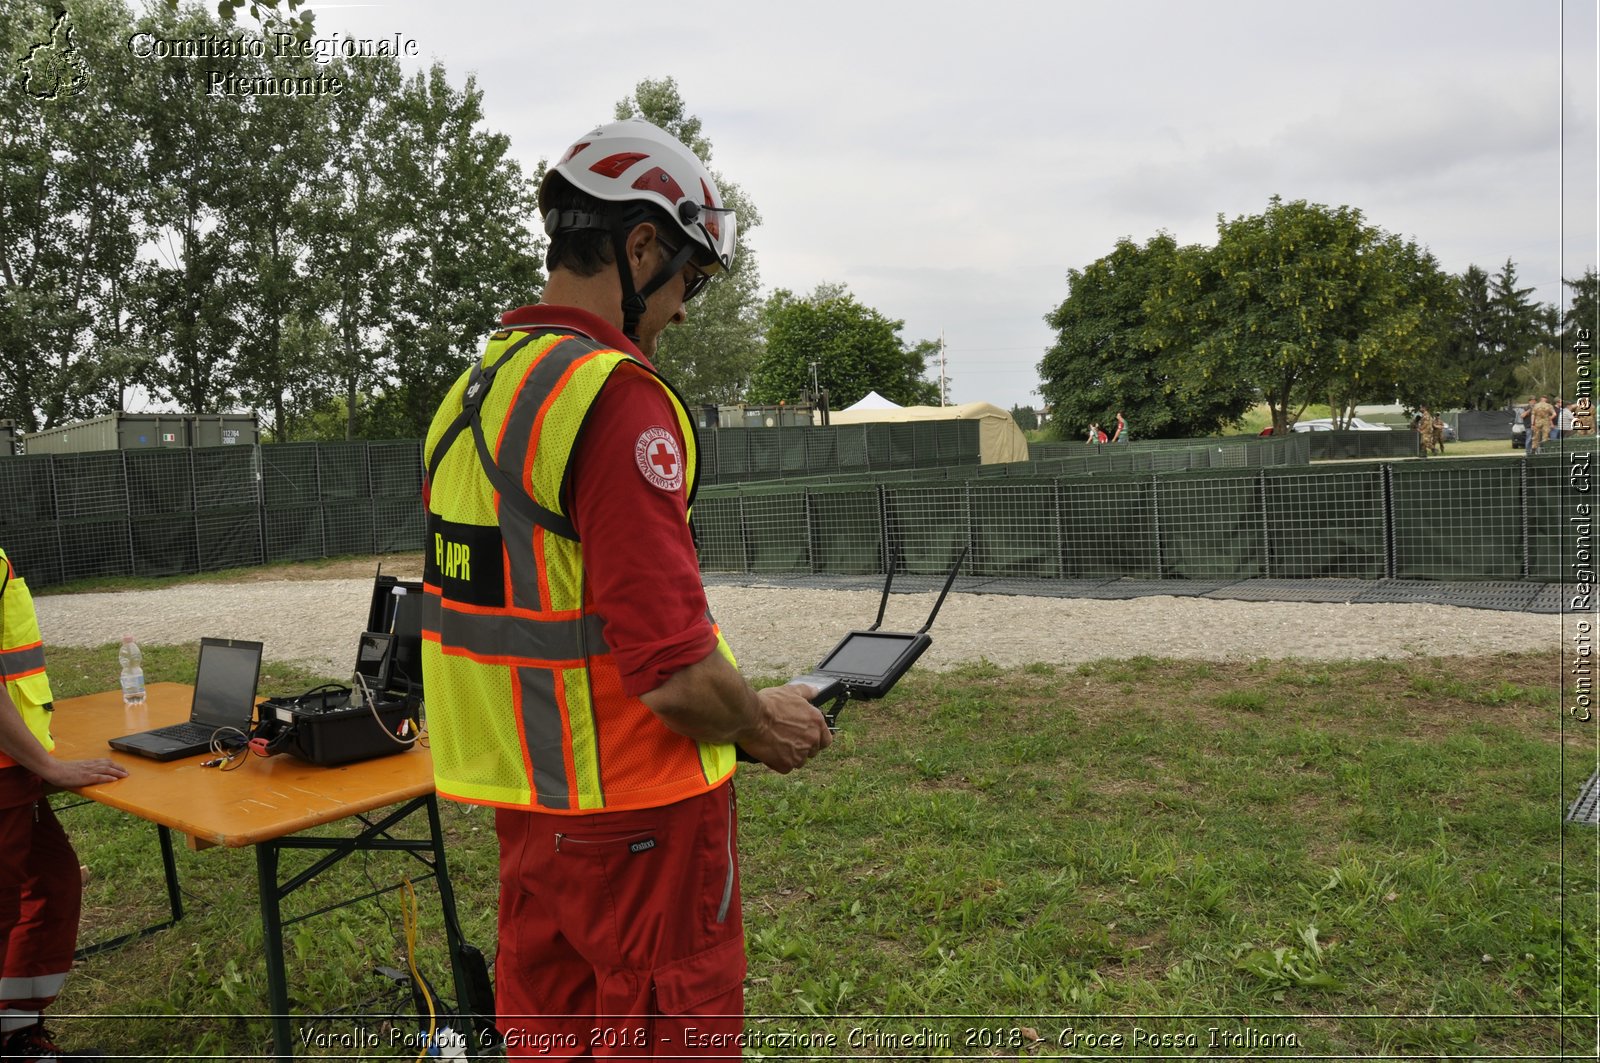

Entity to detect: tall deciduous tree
[750,285,937,409]
[613,77,765,404]
[1041,233,1254,440]
[363,64,543,439]
[1155,197,1453,434]
[0,0,143,430]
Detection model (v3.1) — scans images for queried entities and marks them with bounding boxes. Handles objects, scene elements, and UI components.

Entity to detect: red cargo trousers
[494,782,745,1060]
[0,768,81,1036]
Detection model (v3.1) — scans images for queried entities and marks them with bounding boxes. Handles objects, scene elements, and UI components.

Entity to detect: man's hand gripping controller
[735,676,847,764]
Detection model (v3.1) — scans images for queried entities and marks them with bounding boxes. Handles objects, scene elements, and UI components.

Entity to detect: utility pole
[939,330,946,407]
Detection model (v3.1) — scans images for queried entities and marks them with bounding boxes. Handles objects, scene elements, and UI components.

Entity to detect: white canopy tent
[840,390,902,412]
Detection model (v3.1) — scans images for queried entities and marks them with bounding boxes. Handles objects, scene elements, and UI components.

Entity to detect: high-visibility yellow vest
[421,325,736,812]
[0,548,55,768]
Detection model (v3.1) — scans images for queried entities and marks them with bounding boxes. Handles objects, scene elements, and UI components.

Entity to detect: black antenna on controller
[918,546,968,634]
[867,547,900,632]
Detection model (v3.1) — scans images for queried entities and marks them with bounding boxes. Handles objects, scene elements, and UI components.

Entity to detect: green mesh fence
[53,453,125,519]
[132,514,197,577]
[11,441,430,587]
[696,455,1573,590]
[0,456,56,526]
[193,446,259,510]
[261,444,321,507]
[807,484,884,575]
[125,449,194,517]
[699,420,983,484]
[1390,458,1523,579]
[1059,476,1159,579]
[1526,451,1578,581]
[196,508,263,572]
[1306,430,1420,461]
[1263,464,1387,579]
[1155,470,1266,580]
[264,503,325,563]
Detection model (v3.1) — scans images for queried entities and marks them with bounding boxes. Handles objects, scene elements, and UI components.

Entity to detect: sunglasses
[658,238,716,302]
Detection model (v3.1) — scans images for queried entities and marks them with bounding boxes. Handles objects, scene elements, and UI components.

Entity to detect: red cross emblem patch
[634,426,684,492]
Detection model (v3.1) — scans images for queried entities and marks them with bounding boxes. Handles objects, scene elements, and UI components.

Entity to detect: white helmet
[539,118,736,273]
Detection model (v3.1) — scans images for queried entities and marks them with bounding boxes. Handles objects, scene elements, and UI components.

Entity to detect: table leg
[255,840,293,1063]
[73,825,185,960]
[425,796,474,1023]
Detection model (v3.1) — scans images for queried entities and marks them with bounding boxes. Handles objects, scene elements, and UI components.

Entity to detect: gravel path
[35,579,1565,679]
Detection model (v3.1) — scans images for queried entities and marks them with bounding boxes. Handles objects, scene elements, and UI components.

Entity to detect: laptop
[108,637,264,761]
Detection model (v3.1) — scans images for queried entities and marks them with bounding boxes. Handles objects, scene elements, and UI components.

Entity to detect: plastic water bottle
[119,635,146,707]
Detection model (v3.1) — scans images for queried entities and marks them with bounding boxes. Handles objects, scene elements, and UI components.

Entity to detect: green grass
[42,646,1598,1058]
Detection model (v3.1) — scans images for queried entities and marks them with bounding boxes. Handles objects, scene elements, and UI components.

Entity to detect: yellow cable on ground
[402,877,437,1061]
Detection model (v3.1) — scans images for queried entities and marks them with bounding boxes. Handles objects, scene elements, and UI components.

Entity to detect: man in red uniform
[0,547,126,1061]
[422,120,831,1059]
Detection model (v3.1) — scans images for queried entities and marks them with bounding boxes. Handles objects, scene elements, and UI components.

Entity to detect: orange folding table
[50,682,481,1061]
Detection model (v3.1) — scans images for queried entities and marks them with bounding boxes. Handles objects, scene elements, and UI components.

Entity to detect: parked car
[1290,417,1393,432]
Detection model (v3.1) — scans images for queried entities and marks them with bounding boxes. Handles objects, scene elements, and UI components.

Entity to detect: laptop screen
[191,638,264,728]
[354,631,393,690]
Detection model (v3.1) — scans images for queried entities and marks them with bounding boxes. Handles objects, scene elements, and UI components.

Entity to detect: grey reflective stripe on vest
[421,594,608,662]
[517,666,568,810]
[0,642,44,678]
[492,334,610,610]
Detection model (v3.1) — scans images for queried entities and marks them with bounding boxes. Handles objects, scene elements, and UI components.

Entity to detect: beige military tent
[826,401,1030,464]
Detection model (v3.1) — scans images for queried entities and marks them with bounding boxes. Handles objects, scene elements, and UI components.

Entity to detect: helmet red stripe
[590,151,648,179]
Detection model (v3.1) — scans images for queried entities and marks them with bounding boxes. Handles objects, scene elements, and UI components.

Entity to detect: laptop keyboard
[150,721,223,745]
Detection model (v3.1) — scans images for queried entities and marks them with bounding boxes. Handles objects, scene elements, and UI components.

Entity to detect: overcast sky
[311,0,1597,410]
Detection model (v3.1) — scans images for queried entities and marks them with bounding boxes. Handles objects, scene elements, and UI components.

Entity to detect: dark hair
[543,173,681,278]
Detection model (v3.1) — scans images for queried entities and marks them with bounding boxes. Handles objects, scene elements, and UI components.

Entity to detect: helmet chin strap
[610,227,699,345]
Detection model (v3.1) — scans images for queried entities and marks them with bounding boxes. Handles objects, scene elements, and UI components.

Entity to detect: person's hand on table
[41,757,128,790]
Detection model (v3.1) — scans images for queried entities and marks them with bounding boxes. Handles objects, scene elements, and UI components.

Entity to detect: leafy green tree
[1514,344,1578,400]
[363,64,543,439]
[1042,233,1254,440]
[1563,266,1598,352]
[228,37,340,441]
[1156,197,1453,434]
[749,285,938,409]
[131,2,260,414]
[1442,265,1500,410]
[1488,258,1553,396]
[0,0,144,430]
[1010,404,1040,431]
[308,53,405,438]
[614,77,764,404]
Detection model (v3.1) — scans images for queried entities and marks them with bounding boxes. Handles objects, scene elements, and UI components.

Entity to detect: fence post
[1382,464,1396,579]
[189,448,201,576]
[1150,473,1164,579]
[876,484,890,576]
[737,491,751,575]
[1258,470,1270,579]
[49,456,65,586]
[1520,457,1530,578]
[121,450,137,577]
[804,489,816,575]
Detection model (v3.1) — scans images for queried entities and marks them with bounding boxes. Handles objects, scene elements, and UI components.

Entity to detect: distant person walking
[1111,410,1128,444]
[1530,395,1556,454]
[1086,423,1107,444]
[1430,411,1447,455]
